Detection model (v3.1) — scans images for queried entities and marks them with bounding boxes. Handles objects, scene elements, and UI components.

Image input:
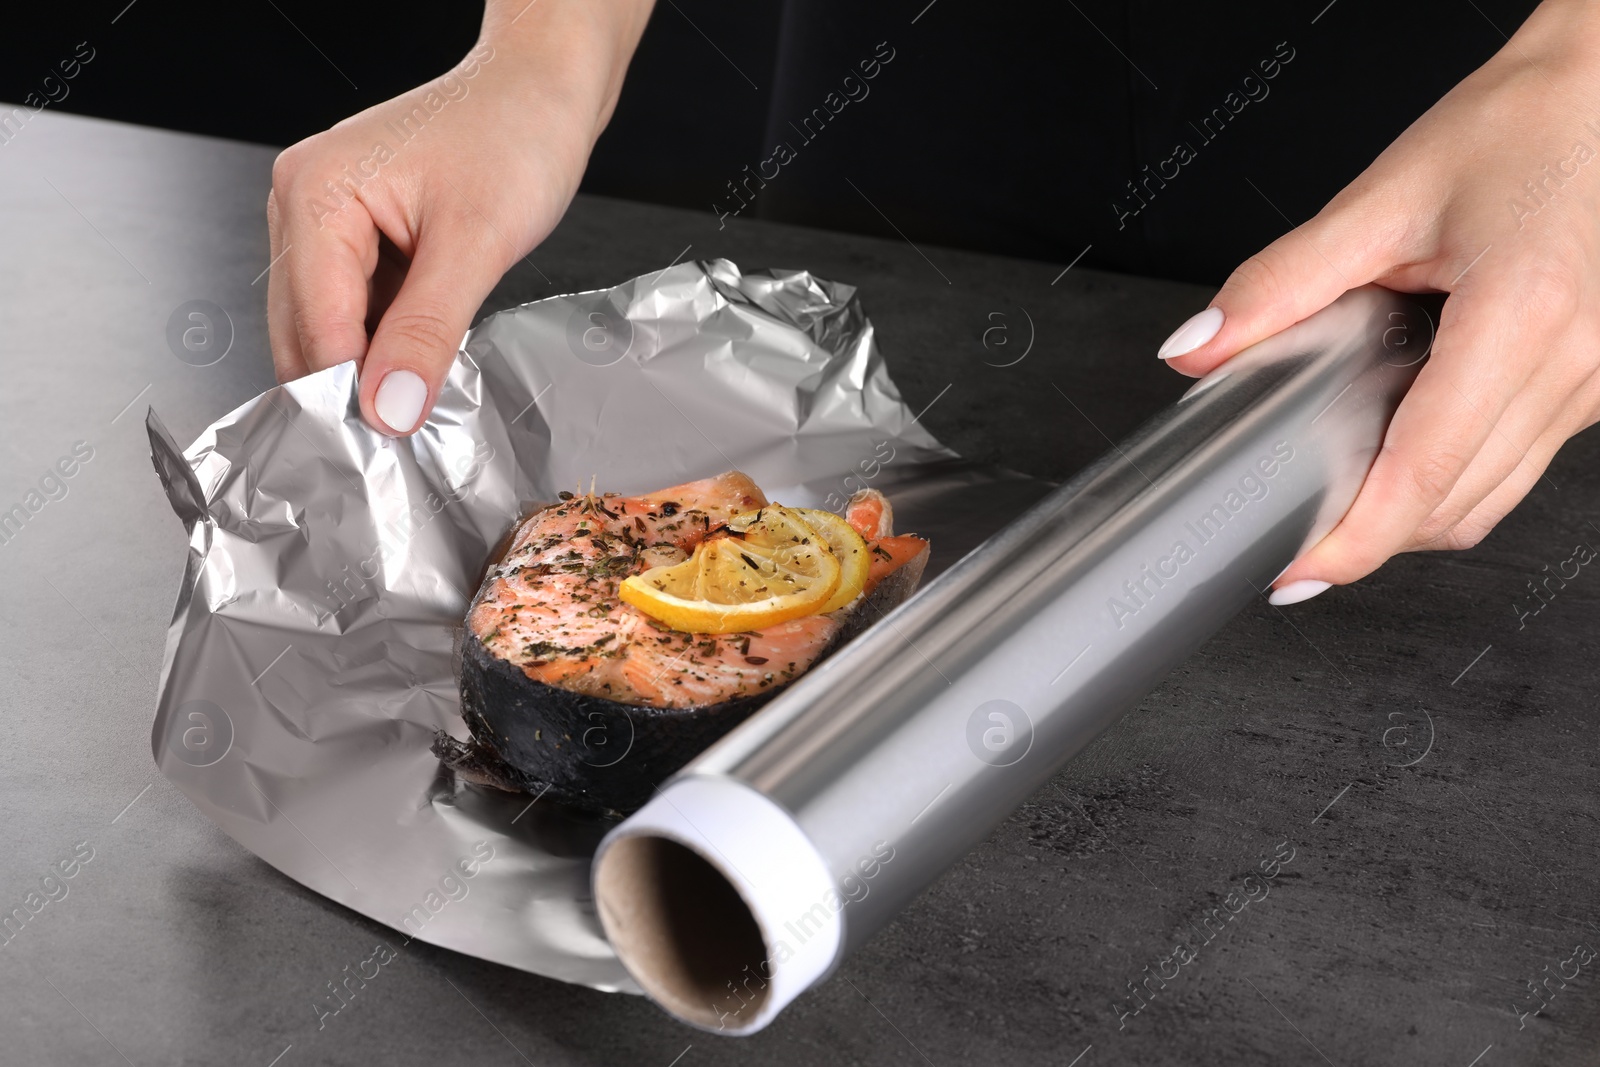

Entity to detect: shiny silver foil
[594,285,1438,1032]
[147,260,1026,991]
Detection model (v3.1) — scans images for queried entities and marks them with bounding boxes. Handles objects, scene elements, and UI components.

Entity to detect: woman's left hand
[1157,0,1600,605]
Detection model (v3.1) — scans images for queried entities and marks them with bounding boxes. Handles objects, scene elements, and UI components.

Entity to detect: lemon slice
[793,508,871,612]
[619,505,841,633]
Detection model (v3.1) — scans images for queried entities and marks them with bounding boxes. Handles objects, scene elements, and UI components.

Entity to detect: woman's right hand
[266,0,654,436]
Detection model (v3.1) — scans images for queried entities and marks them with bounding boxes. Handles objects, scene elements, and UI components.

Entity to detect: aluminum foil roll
[593,285,1438,1032]
[147,260,1038,990]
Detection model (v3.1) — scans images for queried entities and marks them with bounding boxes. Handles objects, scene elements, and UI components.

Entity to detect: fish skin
[455,632,780,815]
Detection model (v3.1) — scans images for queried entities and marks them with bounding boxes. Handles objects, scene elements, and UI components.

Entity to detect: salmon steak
[443,470,930,815]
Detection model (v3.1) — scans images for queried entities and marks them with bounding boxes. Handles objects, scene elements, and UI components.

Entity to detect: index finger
[268,171,378,378]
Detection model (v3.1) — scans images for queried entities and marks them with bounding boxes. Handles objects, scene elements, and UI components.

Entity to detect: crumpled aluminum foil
[147,259,1045,990]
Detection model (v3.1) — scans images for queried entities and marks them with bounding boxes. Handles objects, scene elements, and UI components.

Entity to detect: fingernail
[1158,306,1225,360]
[374,369,428,434]
[1268,579,1332,606]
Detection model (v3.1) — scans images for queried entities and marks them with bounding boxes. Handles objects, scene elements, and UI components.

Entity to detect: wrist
[1510,0,1600,69]
[478,0,655,146]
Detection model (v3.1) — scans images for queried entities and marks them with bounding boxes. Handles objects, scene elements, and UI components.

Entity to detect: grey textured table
[2,109,1596,1067]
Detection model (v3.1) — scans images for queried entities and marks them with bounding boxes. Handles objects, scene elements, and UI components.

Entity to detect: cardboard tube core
[595,835,768,1027]
[595,777,843,1033]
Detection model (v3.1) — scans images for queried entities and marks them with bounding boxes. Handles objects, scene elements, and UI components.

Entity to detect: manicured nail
[1158,306,1225,360]
[374,369,428,434]
[1268,579,1332,606]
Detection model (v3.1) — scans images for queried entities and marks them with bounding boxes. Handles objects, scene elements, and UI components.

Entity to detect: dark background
[0,0,1541,283]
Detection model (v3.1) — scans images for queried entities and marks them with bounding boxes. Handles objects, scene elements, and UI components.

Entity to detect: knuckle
[270,144,306,191]
[1577,330,1600,377]
[381,307,458,359]
[1445,519,1495,550]
[1509,260,1581,327]
[292,303,355,342]
[1222,251,1291,307]
[1422,516,1495,552]
[1412,508,1456,546]
[289,308,361,366]
[1398,445,1470,505]
[1412,499,1491,550]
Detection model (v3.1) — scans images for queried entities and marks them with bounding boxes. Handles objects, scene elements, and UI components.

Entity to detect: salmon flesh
[448,470,929,815]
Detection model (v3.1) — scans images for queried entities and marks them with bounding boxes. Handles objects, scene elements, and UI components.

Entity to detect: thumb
[1158,198,1399,376]
[359,225,503,436]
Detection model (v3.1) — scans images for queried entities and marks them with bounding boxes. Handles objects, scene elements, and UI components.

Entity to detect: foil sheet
[147,260,1046,991]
